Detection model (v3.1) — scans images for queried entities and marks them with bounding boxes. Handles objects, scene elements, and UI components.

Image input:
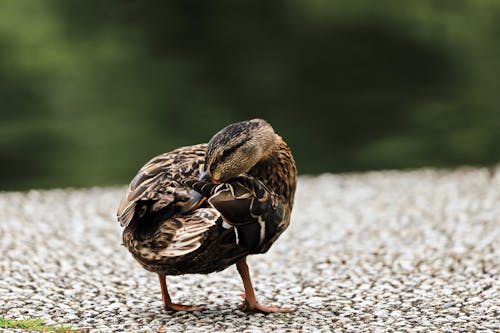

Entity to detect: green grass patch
[0,316,75,332]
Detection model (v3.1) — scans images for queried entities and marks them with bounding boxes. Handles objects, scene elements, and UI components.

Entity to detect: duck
[117,119,297,314]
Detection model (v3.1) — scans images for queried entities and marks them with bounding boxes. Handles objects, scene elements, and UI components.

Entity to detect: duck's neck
[248,137,297,205]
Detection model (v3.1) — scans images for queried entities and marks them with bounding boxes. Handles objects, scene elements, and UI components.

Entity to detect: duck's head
[182,119,277,212]
[203,118,277,183]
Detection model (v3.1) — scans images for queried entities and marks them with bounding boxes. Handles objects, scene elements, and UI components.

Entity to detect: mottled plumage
[117,144,206,228]
[117,119,297,313]
[185,175,284,254]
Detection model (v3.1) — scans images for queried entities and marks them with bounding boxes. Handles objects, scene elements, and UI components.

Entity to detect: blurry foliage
[0,0,499,190]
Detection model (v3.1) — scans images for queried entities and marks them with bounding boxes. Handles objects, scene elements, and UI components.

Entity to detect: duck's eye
[221,141,246,160]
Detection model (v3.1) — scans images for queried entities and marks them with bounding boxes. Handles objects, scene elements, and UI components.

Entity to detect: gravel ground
[1,168,499,332]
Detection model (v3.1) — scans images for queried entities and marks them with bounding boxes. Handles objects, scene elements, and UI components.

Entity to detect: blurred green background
[1,0,499,190]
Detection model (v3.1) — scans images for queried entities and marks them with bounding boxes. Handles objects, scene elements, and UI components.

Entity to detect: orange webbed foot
[163,303,203,312]
[241,299,294,314]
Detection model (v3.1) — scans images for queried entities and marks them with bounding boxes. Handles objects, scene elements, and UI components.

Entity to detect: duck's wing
[124,208,220,259]
[156,208,220,257]
[184,176,284,254]
[117,144,206,228]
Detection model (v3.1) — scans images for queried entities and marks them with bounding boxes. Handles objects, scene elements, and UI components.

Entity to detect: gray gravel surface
[1,168,499,332]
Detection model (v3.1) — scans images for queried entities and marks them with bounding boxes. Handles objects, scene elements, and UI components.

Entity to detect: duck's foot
[236,259,294,315]
[241,299,294,314]
[163,303,203,312]
[158,274,203,312]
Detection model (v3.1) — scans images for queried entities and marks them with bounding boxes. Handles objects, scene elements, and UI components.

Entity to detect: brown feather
[118,120,297,276]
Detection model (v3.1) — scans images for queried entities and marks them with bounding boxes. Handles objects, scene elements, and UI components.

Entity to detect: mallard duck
[117,119,297,313]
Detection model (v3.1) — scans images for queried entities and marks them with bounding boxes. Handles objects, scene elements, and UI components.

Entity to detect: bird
[117,119,297,314]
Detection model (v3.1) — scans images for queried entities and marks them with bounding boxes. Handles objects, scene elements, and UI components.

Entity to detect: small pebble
[0,168,499,332]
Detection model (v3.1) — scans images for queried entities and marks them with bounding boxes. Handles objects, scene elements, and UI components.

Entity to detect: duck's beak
[199,170,212,182]
[181,190,206,212]
[199,169,222,184]
[181,170,213,212]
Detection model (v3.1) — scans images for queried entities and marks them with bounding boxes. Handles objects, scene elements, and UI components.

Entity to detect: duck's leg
[236,258,294,314]
[158,274,202,312]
